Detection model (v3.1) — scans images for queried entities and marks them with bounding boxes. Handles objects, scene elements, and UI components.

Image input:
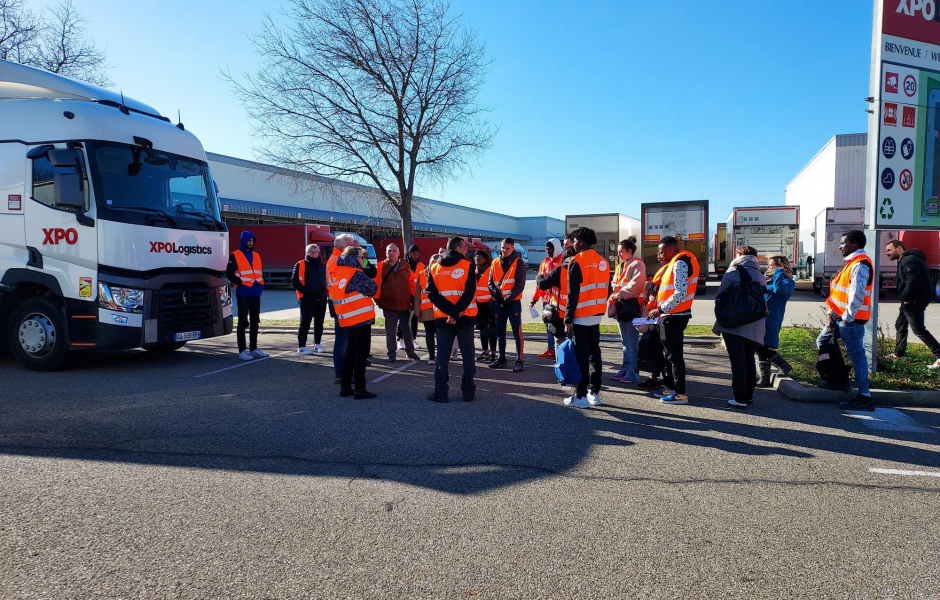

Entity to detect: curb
[773,375,940,408]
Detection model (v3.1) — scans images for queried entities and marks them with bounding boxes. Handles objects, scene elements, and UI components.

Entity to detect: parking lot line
[870,468,940,478]
[843,408,934,433]
[370,354,429,384]
[193,350,294,378]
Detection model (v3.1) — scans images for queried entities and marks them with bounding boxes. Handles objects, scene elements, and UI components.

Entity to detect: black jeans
[494,299,524,360]
[895,302,940,358]
[724,333,759,402]
[341,325,371,391]
[572,323,602,398]
[236,296,261,352]
[298,296,327,347]
[659,314,690,395]
[434,319,476,398]
[397,313,419,341]
[422,320,437,360]
[477,301,497,352]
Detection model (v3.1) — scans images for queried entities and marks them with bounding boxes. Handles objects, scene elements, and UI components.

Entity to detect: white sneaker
[929,359,940,370]
[587,391,602,406]
[414,339,422,349]
[250,349,269,359]
[297,347,315,356]
[313,343,326,353]
[564,395,590,408]
[427,358,435,365]
[397,340,406,351]
[238,350,254,361]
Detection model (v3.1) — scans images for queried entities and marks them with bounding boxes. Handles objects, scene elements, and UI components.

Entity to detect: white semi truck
[724,206,799,270]
[0,60,233,370]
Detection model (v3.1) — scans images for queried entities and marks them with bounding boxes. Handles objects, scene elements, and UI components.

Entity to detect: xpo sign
[869,1,940,229]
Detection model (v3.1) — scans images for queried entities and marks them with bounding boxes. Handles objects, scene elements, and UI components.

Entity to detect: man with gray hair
[292,243,328,355]
[375,243,420,362]
[327,233,377,382]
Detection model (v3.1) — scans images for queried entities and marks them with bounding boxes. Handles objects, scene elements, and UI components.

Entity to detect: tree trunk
[399,195,414,253]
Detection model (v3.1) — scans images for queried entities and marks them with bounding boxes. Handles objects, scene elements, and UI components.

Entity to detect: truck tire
[143,341,186,354]
[8,297,71,371]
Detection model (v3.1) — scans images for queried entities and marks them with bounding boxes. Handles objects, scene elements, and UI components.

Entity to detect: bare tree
[0,0,111,88]
[0,0,39,64]
[227,0,495,248]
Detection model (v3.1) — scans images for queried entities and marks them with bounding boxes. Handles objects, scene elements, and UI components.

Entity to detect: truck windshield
[87,141,222,231]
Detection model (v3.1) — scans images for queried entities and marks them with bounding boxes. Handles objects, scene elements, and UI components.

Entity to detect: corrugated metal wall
[834,133,868,208]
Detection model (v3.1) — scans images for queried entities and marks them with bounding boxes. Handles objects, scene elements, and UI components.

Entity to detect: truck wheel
[143,342,186,354]
[8,297,70,371]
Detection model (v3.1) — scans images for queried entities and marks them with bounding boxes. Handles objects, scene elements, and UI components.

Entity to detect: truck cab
[0,60,233,370]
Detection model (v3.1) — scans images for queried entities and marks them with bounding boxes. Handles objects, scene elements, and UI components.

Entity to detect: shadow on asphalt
[1,335,938,495]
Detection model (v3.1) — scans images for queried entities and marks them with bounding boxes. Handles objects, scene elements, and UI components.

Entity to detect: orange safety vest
[550,264,569,319]
[826,253,874,324]
[534,255,560,302]
[656,251,699,314]
[326,247,342,301]
[296,260,306,299]
[491,255,522,301]
[418,268,433,312]
[569,248,610,319]
[648,264,668,311]
[233,250,263,288]
[332,265,376,327]
[610,256,646,309]
[430,259,478,319]
[410,261,425,296]
[475,266,491,304]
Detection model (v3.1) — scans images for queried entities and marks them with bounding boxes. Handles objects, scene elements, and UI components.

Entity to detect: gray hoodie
[712,254,767,344]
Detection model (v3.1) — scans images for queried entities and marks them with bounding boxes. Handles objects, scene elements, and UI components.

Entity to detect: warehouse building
[207,153,565,249]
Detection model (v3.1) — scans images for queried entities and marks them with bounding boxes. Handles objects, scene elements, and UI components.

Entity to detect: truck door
[23,145,99,301]
[0,143,28,266]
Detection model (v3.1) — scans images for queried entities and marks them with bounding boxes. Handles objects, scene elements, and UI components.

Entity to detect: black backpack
[816,325,851,387]
[637,327,666,374]
[714,265,767,329]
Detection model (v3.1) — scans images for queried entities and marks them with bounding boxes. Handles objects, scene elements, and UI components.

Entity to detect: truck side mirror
[47,149,81,168]
[54,172,85,208]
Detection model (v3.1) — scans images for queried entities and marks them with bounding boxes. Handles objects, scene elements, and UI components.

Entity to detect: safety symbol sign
[886,72,899,94]
[884,103,898,126]
[903,106,916,128]
[904,74,917,97]
[901,138,914,160]
[900,169,913,191]
[883,137,896,159]
[882,168,896,190]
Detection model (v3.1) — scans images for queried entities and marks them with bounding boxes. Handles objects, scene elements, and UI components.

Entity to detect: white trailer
[565,213,640,267]
[726,206,799,270]
[0,60,233,370]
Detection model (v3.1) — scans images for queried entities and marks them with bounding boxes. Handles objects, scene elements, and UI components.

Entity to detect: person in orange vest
[817,230,875,411]
[647,236,699,405]
[414,254,442,365]
[425,236,478,403]
[474,250,497,362]
[488,237,526,372]
[327,234,377,383]
[608,236,647,384]
[563,227,611,408]
[291,243,328,355]
[334,246,379,399]
[529,238,562,360]
[226,230,268,361]
[398,244,425,350]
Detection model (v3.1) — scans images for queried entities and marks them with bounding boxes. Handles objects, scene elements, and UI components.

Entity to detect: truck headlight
[219,284,232,307]
[99,283,144,313]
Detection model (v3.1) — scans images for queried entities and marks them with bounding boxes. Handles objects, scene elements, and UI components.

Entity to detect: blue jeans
[542,301,556,352]
[817,320,870,395]
[333,319,348,378]
[617,319,641,382]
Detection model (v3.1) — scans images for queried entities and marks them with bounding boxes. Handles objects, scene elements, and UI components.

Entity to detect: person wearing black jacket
[536,246,576,343]
[292,244,329,355]
[886,240,940,367]
[425,236,478,403]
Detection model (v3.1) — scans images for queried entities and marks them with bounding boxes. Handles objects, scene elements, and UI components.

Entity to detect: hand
[446,316,456,325]
[566,323,573,335]
[529,299,537,308]
[648,308,661,320]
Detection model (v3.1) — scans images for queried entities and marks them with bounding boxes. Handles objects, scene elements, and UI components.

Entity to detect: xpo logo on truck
[42,228,78,245]
[149,241,213,256]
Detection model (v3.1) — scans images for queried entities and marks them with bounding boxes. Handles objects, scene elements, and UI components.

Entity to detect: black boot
[756,361,772,388]
[770,353,792,376]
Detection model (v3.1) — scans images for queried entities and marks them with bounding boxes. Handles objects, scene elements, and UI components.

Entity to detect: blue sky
[57,0,874,230]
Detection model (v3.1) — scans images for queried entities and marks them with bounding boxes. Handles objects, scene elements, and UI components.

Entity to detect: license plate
[174,331,201,342]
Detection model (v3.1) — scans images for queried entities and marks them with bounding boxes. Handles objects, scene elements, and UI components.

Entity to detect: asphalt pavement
[1,326,938,598]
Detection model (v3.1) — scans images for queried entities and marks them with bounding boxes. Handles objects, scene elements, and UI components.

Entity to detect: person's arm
[844,262,870,322]
[348,270,379,298]
[565,262,582,326]
[658,260,689,313]
[425,269,456,318]
[226,253,242,287]
[362,263,377,279]
[537,265,561,291]
[451,267,476,316]
[618,261,644,300]
[510,258,526,301]
[899,258,917,303]
[489,263,503,304]
[291,261,303,293]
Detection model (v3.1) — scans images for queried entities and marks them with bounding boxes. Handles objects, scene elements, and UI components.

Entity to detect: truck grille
[157,287,213,330]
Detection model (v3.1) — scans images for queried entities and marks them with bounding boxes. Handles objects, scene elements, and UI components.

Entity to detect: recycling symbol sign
[880,197,895,220]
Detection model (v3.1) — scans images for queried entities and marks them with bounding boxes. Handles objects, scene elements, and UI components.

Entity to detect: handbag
[816,323,850,387]
[554,339,582,386]
[614,297,641,322]
[714,265,767,329]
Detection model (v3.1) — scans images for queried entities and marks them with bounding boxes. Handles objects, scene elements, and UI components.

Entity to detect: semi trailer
[640,200,709,292]
[725,206,799,270]
[0,60,233,370]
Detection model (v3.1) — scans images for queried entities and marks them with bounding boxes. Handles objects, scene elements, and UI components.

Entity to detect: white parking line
[870,468,940,478]
[193,350,294,378]
[842,408,934,434]
[370,354,430,384]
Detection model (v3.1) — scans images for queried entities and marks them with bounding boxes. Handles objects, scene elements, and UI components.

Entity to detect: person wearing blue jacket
[756,255,795,386]
[226,230,268,361]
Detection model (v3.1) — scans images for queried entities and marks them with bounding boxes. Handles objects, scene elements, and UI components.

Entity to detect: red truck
[227,224,334,286]
[374,236,492,264]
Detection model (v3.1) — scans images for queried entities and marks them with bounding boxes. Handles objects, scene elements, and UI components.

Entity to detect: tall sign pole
[866,0,940,373]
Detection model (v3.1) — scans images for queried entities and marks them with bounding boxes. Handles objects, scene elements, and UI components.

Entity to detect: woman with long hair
[757,255,795,386]
[474,250,498,362]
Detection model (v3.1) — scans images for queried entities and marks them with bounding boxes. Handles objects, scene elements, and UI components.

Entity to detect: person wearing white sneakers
[563,227,611,408]
[226,231,269,361]
[292,243,329,356]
